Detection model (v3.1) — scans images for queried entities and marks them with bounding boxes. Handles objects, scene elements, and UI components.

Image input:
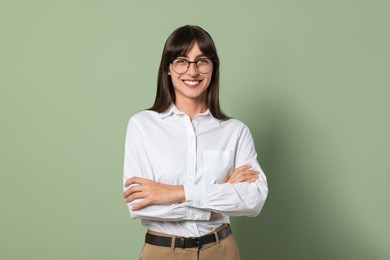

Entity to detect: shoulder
[219,118,254,141]
[128,110,161,123]
[126,110,162,130]
[220,117,249,131]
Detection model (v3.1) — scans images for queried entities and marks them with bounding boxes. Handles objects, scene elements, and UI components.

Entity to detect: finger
[232,172,259,183]
[245,177,258,183]
[229,166,250,179]
[235,164,252,171]
[124,176,145,187]
[226,173,237,182]
[131,198,150,211]
[226,177,236,183]
[123,185,142,198]
[124,191,146,203]
[232,170,258,179]
[240,170,259,177]
[227,175,245,183]
[244,170,260,177]
[230,165,253,177]
[241,171,259,180]
[226,172,243,183]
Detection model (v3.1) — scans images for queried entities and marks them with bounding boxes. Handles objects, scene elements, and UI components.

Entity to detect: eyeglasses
[171,58,214,74]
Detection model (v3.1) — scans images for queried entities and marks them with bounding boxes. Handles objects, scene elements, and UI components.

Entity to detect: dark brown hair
[148,25,229,120]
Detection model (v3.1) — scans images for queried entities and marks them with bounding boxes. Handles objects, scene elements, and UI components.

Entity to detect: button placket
[184,116,197,184]
[183,116,201,236]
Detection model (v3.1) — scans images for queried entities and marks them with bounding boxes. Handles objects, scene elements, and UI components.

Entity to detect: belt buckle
[179,237,201,248]
[195,237,202,248]
[193,237,201,248]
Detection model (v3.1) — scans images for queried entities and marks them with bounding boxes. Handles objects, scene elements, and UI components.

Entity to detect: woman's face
[168,42,213,105]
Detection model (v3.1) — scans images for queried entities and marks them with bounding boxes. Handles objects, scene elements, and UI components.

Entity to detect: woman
[123,25,268,260]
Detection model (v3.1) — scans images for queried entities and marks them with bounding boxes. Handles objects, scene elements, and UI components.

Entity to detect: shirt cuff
[184,184,209,208]
[185,207,211,220]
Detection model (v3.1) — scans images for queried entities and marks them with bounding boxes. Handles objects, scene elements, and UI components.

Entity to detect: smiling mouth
[183,80,202,88]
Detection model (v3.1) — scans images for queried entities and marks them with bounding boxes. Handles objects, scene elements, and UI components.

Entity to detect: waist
[141,216,230,237]
[146,224,231,249]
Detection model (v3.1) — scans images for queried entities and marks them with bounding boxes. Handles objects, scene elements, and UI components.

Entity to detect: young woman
[123,25,268,260]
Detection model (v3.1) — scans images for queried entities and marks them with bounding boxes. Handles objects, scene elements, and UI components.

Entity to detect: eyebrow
[178,54,208,59]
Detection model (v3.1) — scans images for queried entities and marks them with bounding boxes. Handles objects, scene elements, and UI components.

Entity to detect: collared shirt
[123,105,268,237]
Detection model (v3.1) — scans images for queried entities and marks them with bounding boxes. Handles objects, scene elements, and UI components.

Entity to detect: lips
[183,80,202,88]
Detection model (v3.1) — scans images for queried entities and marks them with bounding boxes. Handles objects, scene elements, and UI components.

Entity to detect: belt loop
[171,235,176,252]
[214,230,221,247]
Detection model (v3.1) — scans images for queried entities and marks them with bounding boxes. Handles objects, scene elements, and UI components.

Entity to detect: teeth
[184,80,200,86]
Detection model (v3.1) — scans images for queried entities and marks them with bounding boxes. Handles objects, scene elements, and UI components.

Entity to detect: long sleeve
[123,116,211,221]
[183,125,268,217]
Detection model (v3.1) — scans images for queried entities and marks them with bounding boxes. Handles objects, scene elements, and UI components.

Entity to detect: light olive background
[1,0,389,259]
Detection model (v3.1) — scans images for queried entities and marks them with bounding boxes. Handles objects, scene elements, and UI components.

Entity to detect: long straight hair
[148,25,230,120]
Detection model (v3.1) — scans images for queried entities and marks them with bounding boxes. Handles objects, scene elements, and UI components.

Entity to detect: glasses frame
[170,57,214,74]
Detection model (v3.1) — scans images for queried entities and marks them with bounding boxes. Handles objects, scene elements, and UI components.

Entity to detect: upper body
[123,105,268,237]
[123,25,268,238]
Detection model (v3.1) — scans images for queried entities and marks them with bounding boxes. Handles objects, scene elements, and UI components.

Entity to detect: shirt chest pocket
[202,150,233,183]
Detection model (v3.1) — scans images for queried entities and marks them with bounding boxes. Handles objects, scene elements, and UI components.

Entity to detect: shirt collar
[159,104,183,118]
[160,104,219,124]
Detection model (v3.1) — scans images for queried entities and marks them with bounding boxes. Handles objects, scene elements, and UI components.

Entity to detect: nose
[187,62,200,76]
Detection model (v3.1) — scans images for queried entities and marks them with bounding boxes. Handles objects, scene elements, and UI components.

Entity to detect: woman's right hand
[225,164,259,184]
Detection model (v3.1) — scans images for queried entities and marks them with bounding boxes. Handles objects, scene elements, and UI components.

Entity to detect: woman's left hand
[124,177,185,211]
[225,164,259,184]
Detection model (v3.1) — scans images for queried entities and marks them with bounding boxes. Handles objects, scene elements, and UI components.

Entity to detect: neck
[175,98,207,120]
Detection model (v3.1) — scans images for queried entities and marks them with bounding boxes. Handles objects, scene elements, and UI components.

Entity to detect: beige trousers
[139,227,241,260]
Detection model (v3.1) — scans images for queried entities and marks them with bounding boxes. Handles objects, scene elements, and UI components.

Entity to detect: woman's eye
[197,58,210,65]
[175,59,187,65]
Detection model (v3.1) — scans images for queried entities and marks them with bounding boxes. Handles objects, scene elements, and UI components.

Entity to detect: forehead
[180,42,205,58]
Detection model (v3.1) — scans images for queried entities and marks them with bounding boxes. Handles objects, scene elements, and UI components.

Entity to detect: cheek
[205,75,213,87]
[170,75,182,89]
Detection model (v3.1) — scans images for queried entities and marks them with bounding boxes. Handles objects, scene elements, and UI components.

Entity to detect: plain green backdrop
[1,0,389,259]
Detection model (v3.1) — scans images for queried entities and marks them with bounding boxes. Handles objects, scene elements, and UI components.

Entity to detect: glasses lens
[196,58,213,74]
[172,59,189,74]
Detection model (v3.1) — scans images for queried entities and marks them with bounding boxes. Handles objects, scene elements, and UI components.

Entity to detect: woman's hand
[226,164,259,184]
[124,177,185,211]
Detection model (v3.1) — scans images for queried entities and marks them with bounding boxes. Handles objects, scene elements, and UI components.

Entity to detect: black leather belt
[145,225,231,248]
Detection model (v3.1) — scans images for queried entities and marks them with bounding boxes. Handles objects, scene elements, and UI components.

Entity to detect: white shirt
[123,105,268,237]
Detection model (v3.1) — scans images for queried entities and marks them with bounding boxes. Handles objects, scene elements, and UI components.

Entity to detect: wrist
[173,185,186,203]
